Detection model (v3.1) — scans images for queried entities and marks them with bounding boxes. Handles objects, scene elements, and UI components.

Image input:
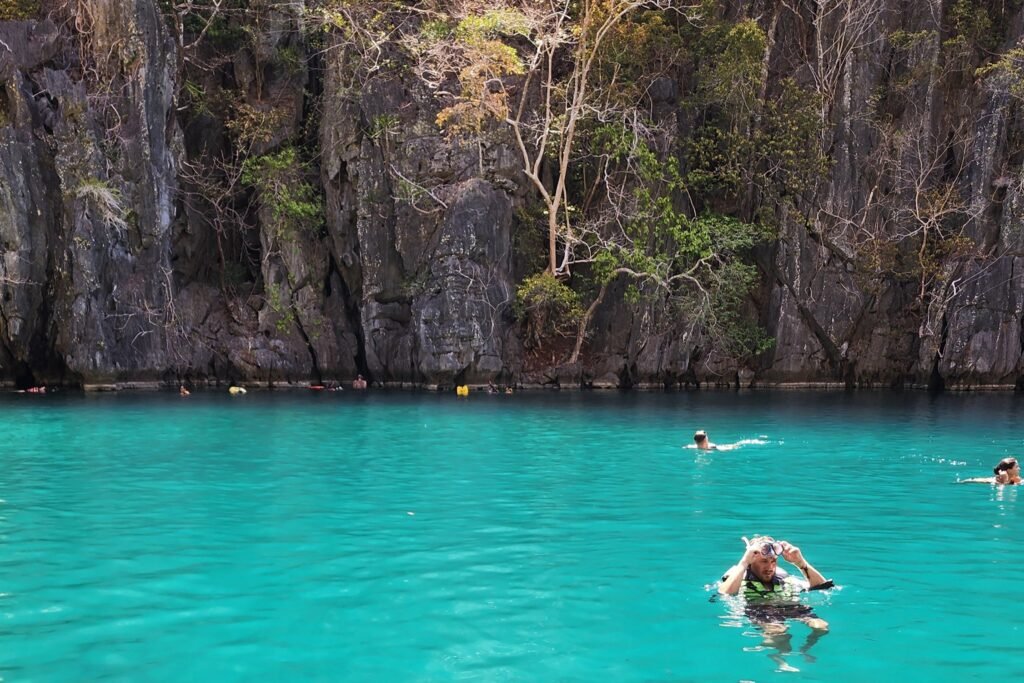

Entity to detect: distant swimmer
[694,430,717,450]
[961,457,1021,485]
[690,430,746,451]
[352,374,368,390]
[179,385,190,397]
[228,386,247,395]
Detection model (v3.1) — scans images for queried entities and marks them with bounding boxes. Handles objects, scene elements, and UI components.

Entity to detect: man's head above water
[744,535,784,582]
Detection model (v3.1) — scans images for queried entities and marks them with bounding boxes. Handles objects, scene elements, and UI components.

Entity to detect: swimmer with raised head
[692,430,741,451]
[717,535,832,671]
[694,430,717,450]
[720,536,831,671]
[961,457,1022,485]
[719,535,832,629]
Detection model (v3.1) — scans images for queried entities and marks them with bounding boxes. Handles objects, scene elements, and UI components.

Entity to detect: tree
[411,0,696,276]
[561,122,770,363]
[506,0,696,277]
[780,0,888,132]
[403,2,783,365]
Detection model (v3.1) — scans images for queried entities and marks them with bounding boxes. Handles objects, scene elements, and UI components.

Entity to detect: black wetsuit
[738,568,817,625]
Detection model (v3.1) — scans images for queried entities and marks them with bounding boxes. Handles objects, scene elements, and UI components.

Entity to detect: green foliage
[756,80,832,196]
[596,10,683,94]
[978,42,1024,100]
[686,12,828,220]
[430,8,530,136]
[580,120,771,360]
[888,29,934,51]
[514,272,583,349]
[265,282,296,333]
[419,19,452,41]
[856,228,976,295]
[702,261,774,358]
[0,0,38,21]
[226,103,288,148]
[204,17,247,50]
[367,114,400,142]
[945,0,998,53]
[694,19,766,124]
[182,81,210,116]
[686,79,829,208]
[275,46,304,75]
[241,146,324,240]
[455,9,532,42]
[512,204,549,274]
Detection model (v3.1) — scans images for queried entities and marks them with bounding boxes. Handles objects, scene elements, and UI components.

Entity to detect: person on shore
[694,430,717,450]
[352,375,368,390]
[961,457,1021,484]
[718,535,832,630]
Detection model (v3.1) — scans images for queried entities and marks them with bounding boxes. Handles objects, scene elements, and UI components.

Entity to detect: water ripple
[2,391,1024,680]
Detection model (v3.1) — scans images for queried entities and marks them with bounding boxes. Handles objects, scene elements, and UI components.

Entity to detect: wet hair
[994,457,1018,475]
[694,431,707,443]
[748,535,776,549]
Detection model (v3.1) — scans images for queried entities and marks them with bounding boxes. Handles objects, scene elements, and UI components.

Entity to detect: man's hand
[780,540,830,589]
[720,537,759,595]
[780,541,806,568]
[739,536,760,566]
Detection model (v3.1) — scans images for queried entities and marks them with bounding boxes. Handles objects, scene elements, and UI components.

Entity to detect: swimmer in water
[694,430,716,450]
[961,457,1021,485]
[691,430,742,451]
[718,535,833,671]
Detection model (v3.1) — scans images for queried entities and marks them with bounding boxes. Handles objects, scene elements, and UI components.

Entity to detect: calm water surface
[1,390,1022,681]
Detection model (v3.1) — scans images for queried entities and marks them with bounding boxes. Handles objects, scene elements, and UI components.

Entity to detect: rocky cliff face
[1,0,1023,390]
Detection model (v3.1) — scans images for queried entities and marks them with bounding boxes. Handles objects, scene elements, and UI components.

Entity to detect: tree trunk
[569,280,611,364]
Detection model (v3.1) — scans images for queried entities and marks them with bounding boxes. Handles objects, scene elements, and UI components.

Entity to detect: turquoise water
[1,390,1023,681]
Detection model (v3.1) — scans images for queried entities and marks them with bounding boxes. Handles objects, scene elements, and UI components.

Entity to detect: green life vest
[742,568,800,600]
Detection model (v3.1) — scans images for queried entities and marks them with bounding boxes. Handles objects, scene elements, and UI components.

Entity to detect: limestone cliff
[0,1,1023,390]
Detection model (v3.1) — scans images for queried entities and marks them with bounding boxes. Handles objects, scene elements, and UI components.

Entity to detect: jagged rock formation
[1,1,1024,390]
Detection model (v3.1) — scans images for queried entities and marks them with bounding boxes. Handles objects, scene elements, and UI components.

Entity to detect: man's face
[748,548,778,582]
[999,460,1019,478]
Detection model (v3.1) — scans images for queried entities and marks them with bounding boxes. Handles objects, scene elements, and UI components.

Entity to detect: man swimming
[961,457,1022,485]
[718,535,831,630]
[694,430,717,450]
[716,535,832,671]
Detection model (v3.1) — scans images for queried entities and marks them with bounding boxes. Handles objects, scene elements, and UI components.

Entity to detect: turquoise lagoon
[2,390,1023,681]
